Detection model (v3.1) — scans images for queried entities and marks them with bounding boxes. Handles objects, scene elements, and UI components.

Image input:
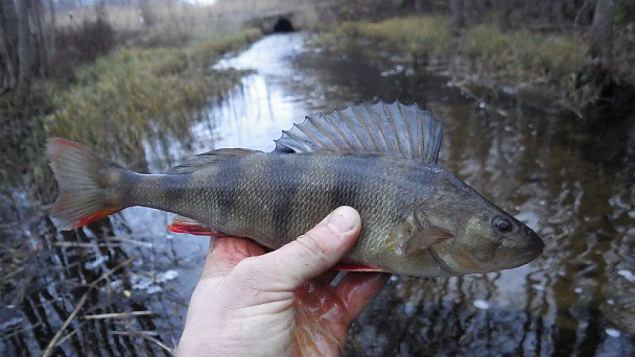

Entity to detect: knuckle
[295,233,329,261]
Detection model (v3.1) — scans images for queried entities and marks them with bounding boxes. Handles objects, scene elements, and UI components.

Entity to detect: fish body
[47,102,544,277]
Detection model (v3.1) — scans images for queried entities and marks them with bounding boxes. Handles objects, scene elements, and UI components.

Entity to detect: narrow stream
[2,32,634,355]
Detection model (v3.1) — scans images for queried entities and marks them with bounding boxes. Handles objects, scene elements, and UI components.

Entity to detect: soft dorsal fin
[274,101,443,164]
[166,148,259,174]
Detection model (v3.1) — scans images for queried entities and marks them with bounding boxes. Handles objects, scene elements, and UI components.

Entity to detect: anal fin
[335,262,386,272]
[167,215,222,237]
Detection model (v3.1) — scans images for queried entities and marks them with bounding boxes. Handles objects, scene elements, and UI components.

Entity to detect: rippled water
[2,33,634,355]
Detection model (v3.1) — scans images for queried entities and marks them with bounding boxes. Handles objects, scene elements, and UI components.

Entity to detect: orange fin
[76,207,120,227]
[46,137,127,230]
[167,215,220,237]
[335,263,386,272]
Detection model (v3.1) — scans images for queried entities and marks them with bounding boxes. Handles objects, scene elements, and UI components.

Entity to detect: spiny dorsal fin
[166,148,259,174]
[274,101,443,164]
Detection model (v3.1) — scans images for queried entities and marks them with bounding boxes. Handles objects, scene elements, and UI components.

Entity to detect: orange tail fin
[46,138,127,230]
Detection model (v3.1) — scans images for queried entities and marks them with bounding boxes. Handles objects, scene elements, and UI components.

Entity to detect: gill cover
[389,209,454,256]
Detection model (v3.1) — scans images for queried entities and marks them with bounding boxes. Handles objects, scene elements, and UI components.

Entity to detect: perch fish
[46,102,544,277]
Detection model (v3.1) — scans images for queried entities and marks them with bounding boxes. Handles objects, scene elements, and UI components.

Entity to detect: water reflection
[1,32,634,355]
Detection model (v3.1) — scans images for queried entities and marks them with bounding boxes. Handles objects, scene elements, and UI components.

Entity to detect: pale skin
[177,206,389,356]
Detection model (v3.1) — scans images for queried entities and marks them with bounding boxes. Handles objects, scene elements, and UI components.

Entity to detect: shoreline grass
[18,29,262,185]
[315,16,633,114]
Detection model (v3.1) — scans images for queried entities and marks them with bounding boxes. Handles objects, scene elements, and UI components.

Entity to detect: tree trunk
[92,0,107,22]
[33,0,49,77]
[15,0,32,103]
[47,0,56,61]
[0,0,19,89]
[589,0,616,67]
[0,22,15,92]
[413,0,424,13]
[139,0,156,27]
[450,0,465,35]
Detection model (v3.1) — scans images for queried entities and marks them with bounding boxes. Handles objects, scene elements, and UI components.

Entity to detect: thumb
[255,206,361,290]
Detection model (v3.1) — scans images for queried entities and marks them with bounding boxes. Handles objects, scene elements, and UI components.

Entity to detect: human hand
[177,206,389,356]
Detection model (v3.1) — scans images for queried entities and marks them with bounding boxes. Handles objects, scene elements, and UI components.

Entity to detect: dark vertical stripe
[329,155,382,215]
[269,154,302,239]
[214,157,243,227]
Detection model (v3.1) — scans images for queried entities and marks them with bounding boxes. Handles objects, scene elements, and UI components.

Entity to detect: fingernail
[327,206,359,234]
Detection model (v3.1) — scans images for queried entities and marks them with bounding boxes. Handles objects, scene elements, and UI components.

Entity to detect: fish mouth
[428,237,544,275]
[502,230,545,267]
[499,244,544,268]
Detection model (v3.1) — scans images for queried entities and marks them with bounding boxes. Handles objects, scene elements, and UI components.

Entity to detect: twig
[0,266,24,283]
[56,327,80,347]
[110,330,174,355]
[83,311,154,320]
[54,236,154,248]
[107,236,154,248]
[41,257,135,357]
[41,291,90,357]
[0,322,43,342]
[87,257,135,289]
[54,241,152,249]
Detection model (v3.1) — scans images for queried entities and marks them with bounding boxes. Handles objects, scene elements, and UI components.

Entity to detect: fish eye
[492,215,513,235]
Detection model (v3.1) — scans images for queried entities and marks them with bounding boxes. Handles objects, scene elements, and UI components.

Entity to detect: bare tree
[0,0,19,93]
[450,0,464,35]
[33,0,49,77]
[0,25,14,94]
[15,0,32,102]
[139,0,156,27]
[47,0,56,62]
[589,0,616,67]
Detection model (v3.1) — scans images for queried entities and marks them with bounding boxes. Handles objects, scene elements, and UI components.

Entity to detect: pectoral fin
[391,211,454,256]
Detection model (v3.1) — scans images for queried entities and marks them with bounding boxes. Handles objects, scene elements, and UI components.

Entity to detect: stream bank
[314,16,635,118]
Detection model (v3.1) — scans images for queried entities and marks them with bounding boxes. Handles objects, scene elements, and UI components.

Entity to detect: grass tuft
[44,29,261,166]
[316,16,451,58]
[317,16,590,86]
[462,25,588,81]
